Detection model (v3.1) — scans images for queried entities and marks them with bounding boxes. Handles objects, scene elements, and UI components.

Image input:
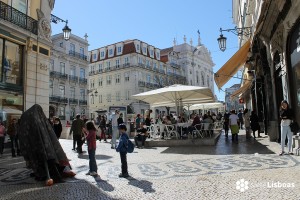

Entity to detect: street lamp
[217,26,252,51]
[51,14,72,41]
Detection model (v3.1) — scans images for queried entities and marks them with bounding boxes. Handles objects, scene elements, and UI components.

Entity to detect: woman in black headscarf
[18,104,75,186]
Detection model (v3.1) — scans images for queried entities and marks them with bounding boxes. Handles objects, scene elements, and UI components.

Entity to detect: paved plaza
[0,130,300,200]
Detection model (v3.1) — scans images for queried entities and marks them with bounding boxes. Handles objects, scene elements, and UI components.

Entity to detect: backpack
[126,139,134,153]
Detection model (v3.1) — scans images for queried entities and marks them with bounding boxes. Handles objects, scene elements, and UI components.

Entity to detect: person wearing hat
[279,100,294,156]
[111,110,119,149]
[116,123,129,178]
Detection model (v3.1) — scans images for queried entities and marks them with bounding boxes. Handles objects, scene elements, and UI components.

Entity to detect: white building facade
[225,84,243,112]
[161,35,215,93]
[88,39,186,118]
[50,33,89,122]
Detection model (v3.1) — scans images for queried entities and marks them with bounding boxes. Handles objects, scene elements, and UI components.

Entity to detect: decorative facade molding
[36,9,52,43]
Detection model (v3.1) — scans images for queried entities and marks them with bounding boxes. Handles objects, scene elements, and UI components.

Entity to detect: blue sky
[51,0,241,101]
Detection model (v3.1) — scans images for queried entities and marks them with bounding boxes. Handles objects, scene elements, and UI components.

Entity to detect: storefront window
[2,40,23,85]
[289,20,300,123]
[0,91,23,126]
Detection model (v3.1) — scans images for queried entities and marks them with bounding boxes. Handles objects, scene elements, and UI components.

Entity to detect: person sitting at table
[170,114,177,124]
[161,116,172,139]
[178,113,186,123]
[202,114,214,136]
[184,114,201,137]
[134,127,148,148]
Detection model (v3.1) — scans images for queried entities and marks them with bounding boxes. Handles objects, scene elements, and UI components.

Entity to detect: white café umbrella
[132,84,215,114]
[187,102,224,111]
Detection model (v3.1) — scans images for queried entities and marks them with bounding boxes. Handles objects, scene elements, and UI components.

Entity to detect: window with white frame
[124,57,129,64]
[117,46,122,53]
[80,47,84,56]
[90,79,95,88]
[70,87,75,99]
[106,61,111,70]
[109,49,113,56]
[143,47,146,54]
[50,59,54,71]
[146,60,150,67]
[138,57,142,64]
[98,64,103,72]
[100,51,105,58]
[99,95,102,103]
[70,43,75,52]
[80,89,85,100]
[59,85,65,97]
[70,67,76,76]
[116,91,121,101]
[150,49,154,56]
[124,72,129,82]
[137,44,140,51]
[60,62,65,74]
[93,54,97,60]
[80,68,85,78]
[107,94,112,102]
[153,62,157,70]
[106,75,112,85]
[156,52,160,58]
[125,90,130,100]
[59,106,65,117]
[116,59,120,68]
[91,95,94,104]
[98,77,103,86]
[116,74,121,84]
[147,74,151,83]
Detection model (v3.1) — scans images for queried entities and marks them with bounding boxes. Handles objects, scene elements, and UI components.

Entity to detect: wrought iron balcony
[69,75,78,82]
[59,116,66,120]
[138,81,145,87]
[49,96,68,104]
[69,98,78,105]
[69,50,87,61]
[79,78,87,84]
[79,100,87,105]
[0,1,38,34]
[50,71,68,80]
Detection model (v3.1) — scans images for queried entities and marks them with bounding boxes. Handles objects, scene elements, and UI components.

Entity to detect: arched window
[207,75,210,87]
[201,72,205,86]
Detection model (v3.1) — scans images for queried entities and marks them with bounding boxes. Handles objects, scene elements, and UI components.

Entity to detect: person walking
[0,122,5,157]
[53,117,62,139]
[279,100,294,156]
[116,124,129,178]
[223,112,230,138]
[250,111,260,138]
[69,114,84,153]
[237,109,244,129]
[111,110,119,149]
[98,115,107,142]
[84,121,98,176]
[7,118,20,157]
[229,110,239,142]
[243,109,251,139]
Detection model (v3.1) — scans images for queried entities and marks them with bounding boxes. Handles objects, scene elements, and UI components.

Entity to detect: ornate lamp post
[51,14,71,40]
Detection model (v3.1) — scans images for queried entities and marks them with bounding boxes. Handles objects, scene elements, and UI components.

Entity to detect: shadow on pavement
[77,154,113,160]
[161,134,276,155]
[127,177,155,193]
[94,176,114,192]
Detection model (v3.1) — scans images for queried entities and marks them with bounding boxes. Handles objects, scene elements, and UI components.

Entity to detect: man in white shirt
[229,110,239,142]
[111,110,119,149]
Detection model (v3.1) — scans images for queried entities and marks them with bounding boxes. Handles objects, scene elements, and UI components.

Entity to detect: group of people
[223,109,261,141]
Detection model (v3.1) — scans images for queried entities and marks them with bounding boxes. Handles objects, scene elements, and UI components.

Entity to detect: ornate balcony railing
[69,75,78,82]
[79,78,87,84]
[69,98,78,105]
[50,71,68,80]
[69,50,88,61]
[0,1,38,34]
[79,100,87,105]
[49,96,68,104]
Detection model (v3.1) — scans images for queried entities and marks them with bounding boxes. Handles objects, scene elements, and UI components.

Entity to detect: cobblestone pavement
[0,130,300,200]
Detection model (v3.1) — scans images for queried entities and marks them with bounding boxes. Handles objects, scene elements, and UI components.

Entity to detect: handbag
[290,121,299,133]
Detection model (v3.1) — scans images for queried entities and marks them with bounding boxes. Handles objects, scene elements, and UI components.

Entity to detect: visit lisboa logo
[236,179,249,192]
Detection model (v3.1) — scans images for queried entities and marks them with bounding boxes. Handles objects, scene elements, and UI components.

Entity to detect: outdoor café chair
[165,125,179,139]
[192,124,204,138]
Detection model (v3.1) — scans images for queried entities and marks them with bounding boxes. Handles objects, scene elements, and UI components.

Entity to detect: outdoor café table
[177,122,192,138]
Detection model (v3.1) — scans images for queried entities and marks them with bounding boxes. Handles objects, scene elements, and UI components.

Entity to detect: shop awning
[230,80,252,100]
[214,40,251,89]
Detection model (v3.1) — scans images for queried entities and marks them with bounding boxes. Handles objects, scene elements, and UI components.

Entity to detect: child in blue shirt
[116,124,129,178]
